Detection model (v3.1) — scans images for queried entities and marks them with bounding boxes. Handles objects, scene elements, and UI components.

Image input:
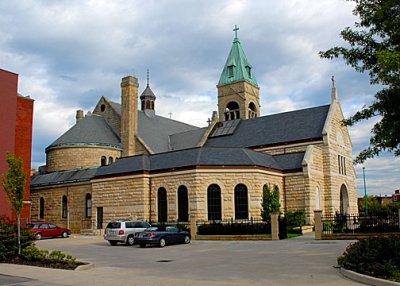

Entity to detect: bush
[22,245,47,261]
[338,235,400,282]
[0,216,35,261]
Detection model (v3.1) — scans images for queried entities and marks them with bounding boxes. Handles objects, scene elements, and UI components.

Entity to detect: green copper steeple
[218,25,258,87]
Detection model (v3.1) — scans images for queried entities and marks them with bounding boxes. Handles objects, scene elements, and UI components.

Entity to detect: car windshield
[145,227,159,232]
[106,222,121,229]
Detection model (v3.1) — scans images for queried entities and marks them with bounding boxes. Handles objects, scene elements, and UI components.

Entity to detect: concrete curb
[340,268,400,286]
[75,261,94,271]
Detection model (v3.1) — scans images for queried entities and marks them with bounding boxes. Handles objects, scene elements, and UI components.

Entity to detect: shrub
[22,245,47,261]
[286,210,305,227]
[338,235,400,282]
[0,216,35,261]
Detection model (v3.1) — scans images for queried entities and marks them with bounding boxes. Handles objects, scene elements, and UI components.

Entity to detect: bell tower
[217,26,260,121]
[121,76,139,157]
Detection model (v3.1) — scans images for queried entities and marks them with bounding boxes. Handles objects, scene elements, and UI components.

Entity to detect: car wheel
[62,231,68,238]
[184,235,190,244]
[109,241,118,246]
[159,238,166,248]
[35,233,42,240]
[139,244,146,248]
[126,235,135,246]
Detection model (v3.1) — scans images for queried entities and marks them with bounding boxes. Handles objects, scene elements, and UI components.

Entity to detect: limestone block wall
[91,175,150,228]
[217,81,260,120]
[284,173,306,213]
[321,100,358,215]
[30,182,92,233]
[46,146,122,172]
[150,168,283,222]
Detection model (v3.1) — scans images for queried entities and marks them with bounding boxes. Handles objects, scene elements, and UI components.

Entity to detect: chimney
[121,76,139,157]
[76,109,84,123]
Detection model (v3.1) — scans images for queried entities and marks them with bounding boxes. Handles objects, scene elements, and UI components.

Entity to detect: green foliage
[320,0,400,163]
[197,221,271,235]
[22,246,47,261]
[285,210,305,227]
[2,154,26,213]
[338,235,400,282]
[358,197,400,216]
[0,216,35,261]
[261,184,280,222]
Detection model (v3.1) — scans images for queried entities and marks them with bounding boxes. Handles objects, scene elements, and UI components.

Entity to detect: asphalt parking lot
[0,233,363,286]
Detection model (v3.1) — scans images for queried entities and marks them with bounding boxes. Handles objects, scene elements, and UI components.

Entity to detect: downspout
[283,176,287,213]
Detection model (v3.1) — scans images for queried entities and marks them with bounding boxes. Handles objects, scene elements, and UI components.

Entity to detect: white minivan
[104,220,151,246]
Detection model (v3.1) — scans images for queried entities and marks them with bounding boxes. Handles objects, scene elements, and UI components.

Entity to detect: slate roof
[137,111,200,153]
[169,127,208,151]
[47,114,122,150]
[205,105,330,149]
[32,148,305,187]
[95,147,304,178]
[31,168,98,187]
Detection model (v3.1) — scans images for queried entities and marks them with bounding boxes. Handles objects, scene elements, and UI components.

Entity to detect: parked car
[29,223,71,240]
[134,225,191,247]
[104,220,151,246]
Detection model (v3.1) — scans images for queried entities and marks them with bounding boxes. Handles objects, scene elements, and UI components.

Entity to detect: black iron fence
[322,213,400,234]
[196,218,271,235]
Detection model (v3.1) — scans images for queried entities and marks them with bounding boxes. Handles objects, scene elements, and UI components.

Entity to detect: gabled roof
[205,105,330,149]
[46,114,122,151]
[169,127,208,151]
[218,33,258,87]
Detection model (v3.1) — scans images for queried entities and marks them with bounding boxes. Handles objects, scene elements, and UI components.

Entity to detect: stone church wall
[46,146,121,172]
[150,168,283,222]
[30,182,92,233]
[91,175,150,227]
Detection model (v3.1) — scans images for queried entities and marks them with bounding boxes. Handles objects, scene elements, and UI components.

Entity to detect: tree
[320,0,400,163]
[261,184,280,221]
[2,154,26,255]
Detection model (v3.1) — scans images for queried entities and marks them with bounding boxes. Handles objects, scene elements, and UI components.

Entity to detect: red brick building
[0,69,34,224]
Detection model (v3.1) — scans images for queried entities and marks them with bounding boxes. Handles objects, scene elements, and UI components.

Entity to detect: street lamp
[362,166,368,216]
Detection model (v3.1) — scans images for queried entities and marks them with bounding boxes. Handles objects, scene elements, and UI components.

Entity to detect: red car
[29,223,71,240]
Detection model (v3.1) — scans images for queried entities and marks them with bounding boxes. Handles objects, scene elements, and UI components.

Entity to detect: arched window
[340,184,349,215]
[158,187,168,223]
[85,193,92,218]
[248,102,257,118]
[62,195,68,219]
[150,101,154,110]
[39,197,45,220]
[108,157,113,165]
[141,100,145,111]
[100,156,107,166]
[234,184,248,220]
[178,185,189,222]
[207,184,221,221]
[224,101,240,121]
[146,100,151,109]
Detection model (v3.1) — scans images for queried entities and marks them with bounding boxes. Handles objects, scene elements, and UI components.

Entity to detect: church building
[30,28,358,233]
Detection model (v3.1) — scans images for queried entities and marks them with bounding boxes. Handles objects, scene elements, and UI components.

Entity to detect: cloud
[1,0,398,196]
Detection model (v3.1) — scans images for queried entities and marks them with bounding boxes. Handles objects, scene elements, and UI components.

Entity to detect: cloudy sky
[1,0,398,197]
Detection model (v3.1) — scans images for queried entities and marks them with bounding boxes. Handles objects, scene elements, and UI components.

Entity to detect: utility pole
[362,166,368,216]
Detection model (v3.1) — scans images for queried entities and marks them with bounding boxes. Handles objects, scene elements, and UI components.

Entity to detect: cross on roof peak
[233,25,239,39]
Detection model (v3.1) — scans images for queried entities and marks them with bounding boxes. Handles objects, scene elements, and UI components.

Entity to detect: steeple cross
[233,25,239,38]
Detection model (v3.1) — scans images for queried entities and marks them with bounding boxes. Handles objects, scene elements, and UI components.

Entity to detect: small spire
[331,75,338,101]
[147,69,150,87]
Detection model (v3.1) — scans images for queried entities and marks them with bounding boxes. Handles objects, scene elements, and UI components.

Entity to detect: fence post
[271,213,279,240]
[190,214,197,240]
[314,210,322,240]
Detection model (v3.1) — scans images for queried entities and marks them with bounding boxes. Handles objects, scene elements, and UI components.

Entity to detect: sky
[1,0,399,197]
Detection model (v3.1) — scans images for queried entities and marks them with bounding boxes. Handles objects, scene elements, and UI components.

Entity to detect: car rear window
[106,222,121,229]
